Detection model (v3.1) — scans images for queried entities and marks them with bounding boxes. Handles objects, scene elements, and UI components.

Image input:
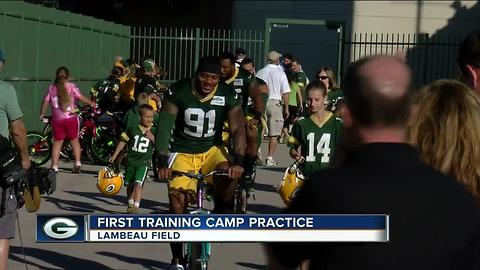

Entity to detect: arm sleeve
[226,85,241,110]
[4,84,23,122]
[155,85,178,153]
[287,121,301,148]
[279,72,291,95]
[44,85,52,102]
[70,83,82,99]
[120,130,130,142]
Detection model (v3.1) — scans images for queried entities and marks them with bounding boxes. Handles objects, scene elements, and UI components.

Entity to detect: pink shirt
[44,82,82,121]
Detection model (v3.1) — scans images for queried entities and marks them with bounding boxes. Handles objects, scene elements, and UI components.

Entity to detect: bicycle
[27,109,97,166]
[27,129,51,166]
[89,111,124,165]
[171,169,229,270]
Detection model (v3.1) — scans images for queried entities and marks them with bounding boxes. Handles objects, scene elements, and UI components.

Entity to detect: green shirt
[288,113,343,177]
[295,71,308,89]
[0,81,23,138]
[223,67,265,113]
[120,124,156,167]
[327,88,343,104]
[165,78,241,153]
[289,81,300,107]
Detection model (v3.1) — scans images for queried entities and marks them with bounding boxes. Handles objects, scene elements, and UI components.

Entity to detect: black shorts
[0,187,17,239]
[284,105,299,127]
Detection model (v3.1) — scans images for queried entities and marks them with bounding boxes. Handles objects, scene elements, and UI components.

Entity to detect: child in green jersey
[109,104,156,213]
[288,80,343,178]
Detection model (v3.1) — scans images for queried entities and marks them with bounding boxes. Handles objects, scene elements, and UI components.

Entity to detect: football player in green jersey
[288,80,343,178]
[156,57,246,268]
[219,52,267,195]
[109,104,156,213]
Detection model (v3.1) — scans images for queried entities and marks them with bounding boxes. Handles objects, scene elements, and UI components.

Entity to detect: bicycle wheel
[184,243,205,270]
[27,131,51,166]
[90,136,117,165]
[234,186,248,214]
[42,122,51,135]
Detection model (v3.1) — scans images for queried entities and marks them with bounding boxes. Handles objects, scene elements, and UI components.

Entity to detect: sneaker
[256,156,265,166]
[265,158,278,167]
[127,204,134,214]
[72,165,81,174]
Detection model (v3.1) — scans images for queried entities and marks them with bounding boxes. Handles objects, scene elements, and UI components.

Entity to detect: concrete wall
[352,0,478,35]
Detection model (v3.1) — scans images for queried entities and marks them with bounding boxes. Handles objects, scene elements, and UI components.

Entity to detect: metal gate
[344,32,464,87]
[130,27,265,85]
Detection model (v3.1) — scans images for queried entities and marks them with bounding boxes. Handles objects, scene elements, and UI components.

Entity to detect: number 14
[306,133,331,163]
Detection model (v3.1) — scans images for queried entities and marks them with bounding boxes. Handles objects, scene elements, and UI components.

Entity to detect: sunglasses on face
[318,76,328,80]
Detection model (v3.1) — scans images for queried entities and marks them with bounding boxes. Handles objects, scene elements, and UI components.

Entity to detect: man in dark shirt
[268,55,480,270]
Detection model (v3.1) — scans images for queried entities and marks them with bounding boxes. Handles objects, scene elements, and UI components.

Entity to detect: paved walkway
[9,142,292,270]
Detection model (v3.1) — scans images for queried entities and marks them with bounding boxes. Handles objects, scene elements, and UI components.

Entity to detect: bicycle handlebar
[171,169,229,181]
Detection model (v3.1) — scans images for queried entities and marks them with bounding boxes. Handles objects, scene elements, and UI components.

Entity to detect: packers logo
[43,218,79,240]
[105,184,116,193]
[234,79,243,86]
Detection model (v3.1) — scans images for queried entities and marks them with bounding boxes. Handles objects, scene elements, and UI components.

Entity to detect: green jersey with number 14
[289,112,343,177]
[165,78,240,154]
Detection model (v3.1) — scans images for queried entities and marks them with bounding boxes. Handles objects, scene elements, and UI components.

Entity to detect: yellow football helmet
[97,167,123,196]
[278,159,305,206]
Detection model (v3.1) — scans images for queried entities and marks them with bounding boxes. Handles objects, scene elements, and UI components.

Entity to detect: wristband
[157,154,169,168]
[233,154,245,167]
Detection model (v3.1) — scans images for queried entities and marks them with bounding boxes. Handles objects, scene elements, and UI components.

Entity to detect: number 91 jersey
[288,112,343,177]
[165,78,241,154]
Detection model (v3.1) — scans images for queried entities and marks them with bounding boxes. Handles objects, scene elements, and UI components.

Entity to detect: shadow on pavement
[43,196,123,213]
[236,262,267,269]
[9,246,116,270]
[97,251,170,270]
[253,182,277,193]
[59,166,99,176]
[247,203,283,214]
[65,191,171,212]
[258,166,287,173]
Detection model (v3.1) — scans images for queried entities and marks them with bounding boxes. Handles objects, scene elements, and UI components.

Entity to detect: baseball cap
[268,51,282,61]
[142,59,156,72]
[0,49,5,62]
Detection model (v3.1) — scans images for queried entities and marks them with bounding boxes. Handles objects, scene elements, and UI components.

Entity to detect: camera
[25,165,57,196]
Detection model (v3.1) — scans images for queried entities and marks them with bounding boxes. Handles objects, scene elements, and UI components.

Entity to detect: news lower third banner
[37,214,389,243]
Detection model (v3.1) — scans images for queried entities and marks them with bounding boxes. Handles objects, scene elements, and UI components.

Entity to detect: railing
[344,32,465,87]
[130,27,265,85]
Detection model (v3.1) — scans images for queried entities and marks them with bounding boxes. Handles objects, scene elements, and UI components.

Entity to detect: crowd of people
[1,28,480,270]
